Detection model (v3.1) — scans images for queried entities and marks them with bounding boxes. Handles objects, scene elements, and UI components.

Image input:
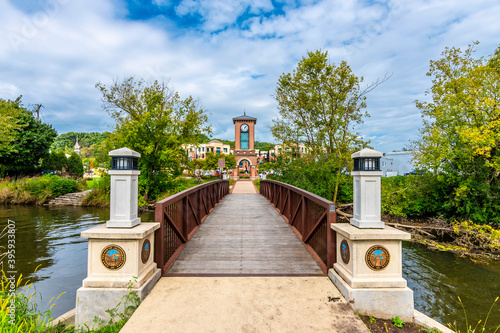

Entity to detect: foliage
[203,152,236,171]
[0,97,24,152]
[42,151,68,172]
[0,266,64,332]
[66,152,84,178]
[0,99,57,177]
[391,316,405,328]
[81,175,111,207]
[0,175,78,205]
[96,77,210,201]
[254,141,274,151]
[263,156,353,204]
[448,296,500,333]
[271,49,383,203]
[88,278,140,332]
[413,42,500,224]
[51,132,110,152]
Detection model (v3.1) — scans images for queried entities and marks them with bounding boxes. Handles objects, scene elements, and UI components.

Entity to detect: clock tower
[232,112,258,179]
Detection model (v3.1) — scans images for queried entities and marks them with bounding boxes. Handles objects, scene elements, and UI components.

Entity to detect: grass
[448,296,500,333]
[0,175,79,205]
[0,267,140,333]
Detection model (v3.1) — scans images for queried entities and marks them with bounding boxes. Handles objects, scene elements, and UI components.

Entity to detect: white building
[381,151,415,177]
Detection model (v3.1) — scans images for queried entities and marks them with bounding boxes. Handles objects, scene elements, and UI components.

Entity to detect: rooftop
[232,111,257,124]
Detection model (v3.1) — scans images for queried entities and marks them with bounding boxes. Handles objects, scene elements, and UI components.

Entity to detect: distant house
[381,151,415,177]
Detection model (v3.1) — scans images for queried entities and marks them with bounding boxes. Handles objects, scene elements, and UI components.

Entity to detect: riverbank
[336,204,500,262]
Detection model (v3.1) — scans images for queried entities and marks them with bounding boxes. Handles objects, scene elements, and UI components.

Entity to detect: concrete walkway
[120,276,369,333]
[232,180,258,193]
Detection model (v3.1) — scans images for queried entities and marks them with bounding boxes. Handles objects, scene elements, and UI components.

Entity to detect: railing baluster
[154,180,229,275]
[259,180,336,273]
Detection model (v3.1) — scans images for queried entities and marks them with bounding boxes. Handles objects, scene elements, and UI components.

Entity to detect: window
[216,147,221,154]
[241,132,249,149]
[223,148,228,153]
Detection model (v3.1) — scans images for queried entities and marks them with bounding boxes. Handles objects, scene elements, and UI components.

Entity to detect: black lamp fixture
[353,156,381,171]
[109,148,140,170]
[352,149,383,171]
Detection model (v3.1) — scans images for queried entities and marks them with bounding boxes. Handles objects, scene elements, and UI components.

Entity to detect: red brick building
[232,113,259,179]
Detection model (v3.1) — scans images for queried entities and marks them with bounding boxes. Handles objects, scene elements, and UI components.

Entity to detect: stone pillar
[329,149,414,322]
[75,148,161,328]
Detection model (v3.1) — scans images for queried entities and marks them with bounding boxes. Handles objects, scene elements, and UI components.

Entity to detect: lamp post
[329,148,414,322]
[350,148,384,229]
[75,148,160,328]
[107,148,141,228]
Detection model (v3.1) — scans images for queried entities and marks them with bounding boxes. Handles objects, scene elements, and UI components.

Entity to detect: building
[185,140,232,161]
[380,151,415,177]
[232,112,259,179]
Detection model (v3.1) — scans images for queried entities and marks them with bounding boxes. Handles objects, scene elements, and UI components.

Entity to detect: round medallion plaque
[340,239,350,265]
[365,245,390,271]
[141,239,151,264]
[101,245,126,270]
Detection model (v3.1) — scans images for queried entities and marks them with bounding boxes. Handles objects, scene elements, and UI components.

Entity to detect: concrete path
[168,193,323,275]
[120,276,369,333]
[232,180,258,193]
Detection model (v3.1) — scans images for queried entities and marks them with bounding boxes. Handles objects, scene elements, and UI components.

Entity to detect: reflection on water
[403,242,500,331]
[0,204,154,319]
[1,204,499,329]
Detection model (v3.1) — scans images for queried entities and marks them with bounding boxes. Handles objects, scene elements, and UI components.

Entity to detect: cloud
[1,0,499,151]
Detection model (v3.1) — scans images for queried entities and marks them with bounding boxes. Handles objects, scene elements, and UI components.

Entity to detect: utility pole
[35,104,42,121]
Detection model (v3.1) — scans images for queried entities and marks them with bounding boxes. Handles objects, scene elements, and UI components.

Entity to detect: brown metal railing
[260,180,336,273]
[155,180,229,275]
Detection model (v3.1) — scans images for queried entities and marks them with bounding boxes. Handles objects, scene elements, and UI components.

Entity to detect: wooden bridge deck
[167,193,324,275]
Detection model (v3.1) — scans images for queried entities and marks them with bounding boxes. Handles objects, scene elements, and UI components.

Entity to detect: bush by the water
[0,175,79,205]
[82,175,207,207]
[382,174,500,225]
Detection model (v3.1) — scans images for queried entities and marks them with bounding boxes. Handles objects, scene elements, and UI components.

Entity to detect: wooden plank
[168,193,324,275]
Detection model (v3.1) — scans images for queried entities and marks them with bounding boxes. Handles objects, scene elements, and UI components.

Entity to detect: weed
[392,316,405,328]
[448,296,500,333]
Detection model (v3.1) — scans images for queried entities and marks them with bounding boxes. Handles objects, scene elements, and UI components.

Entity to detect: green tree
[96,77,211,201]
[0,100,57,176]
[0,97,24,151]
[41,151,67,172]
[272,50,384,203]
[66,151,84,177]
[413,42,500,222]
[204,152,236,171]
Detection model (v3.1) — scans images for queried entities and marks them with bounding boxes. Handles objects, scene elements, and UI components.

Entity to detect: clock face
[241,124,249,132]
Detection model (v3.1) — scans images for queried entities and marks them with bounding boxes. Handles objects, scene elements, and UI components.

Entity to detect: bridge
[120,180,368,332]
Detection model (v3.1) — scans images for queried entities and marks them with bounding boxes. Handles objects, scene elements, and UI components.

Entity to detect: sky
[1,0,499,153]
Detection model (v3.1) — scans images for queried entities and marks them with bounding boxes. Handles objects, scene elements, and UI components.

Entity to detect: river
[1,204,499,330]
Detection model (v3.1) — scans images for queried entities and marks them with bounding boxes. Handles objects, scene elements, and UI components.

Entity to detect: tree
[0,99,57,176]
[66,152,84,177]
[96,77,211,201]
[413,42,500,222]
[272,50,385,203]
[204,152,236,171]
[0,97,24,152]
[41,151,67,172]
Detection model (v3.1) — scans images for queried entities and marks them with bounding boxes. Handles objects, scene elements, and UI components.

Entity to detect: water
[404,242,500,331]
[1,204,499,329]
[0,204,154,319]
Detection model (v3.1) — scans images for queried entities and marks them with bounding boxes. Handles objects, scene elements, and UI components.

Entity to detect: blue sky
[1,0,500,152]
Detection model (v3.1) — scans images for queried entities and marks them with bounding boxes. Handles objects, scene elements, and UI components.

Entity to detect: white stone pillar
[75,147,161,328]
[329,148,414,322]
[350,149,384,229]
[107,148,141,228]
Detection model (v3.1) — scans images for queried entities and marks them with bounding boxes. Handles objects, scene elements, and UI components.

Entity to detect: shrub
[0,175,78,205]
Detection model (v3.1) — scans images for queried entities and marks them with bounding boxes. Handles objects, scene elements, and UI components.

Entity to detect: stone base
[75,268,161,329]
[350,218,385,229]
[329,269,414,322]
[106,217,141,228]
